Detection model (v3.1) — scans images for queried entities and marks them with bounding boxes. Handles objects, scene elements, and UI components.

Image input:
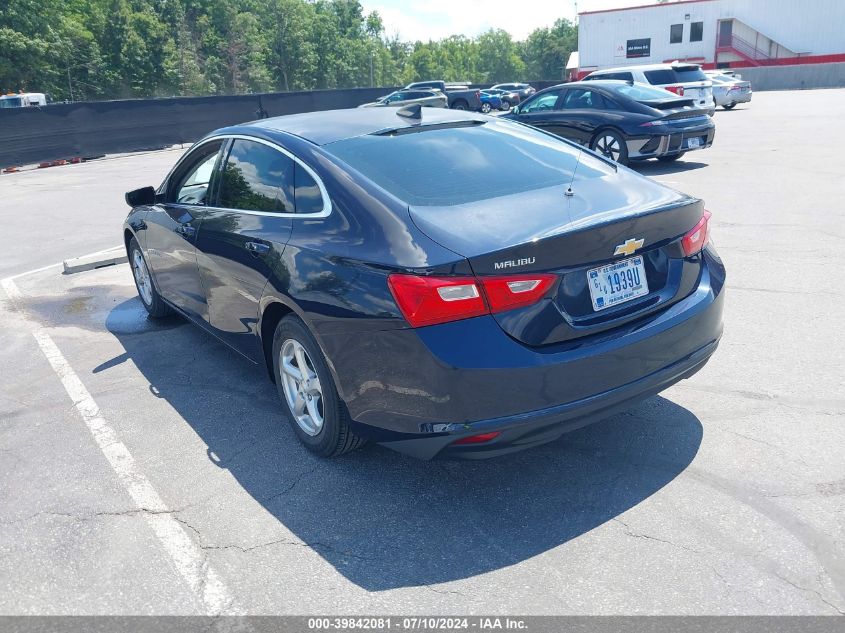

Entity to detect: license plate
[687,136,701,148]
[587,256,649,311]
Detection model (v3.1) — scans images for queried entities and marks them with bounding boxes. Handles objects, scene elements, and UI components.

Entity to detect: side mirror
[125,186,157,207]
[512,105,521,115]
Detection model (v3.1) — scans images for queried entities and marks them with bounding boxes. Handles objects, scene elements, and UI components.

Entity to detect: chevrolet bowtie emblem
[614,238,645,257]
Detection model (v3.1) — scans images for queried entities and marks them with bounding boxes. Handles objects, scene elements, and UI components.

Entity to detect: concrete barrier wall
[734,62,845,91]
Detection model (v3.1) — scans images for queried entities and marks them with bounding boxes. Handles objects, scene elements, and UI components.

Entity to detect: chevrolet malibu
[123,106,725,459]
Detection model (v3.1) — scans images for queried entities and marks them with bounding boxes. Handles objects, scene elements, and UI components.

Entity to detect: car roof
[219,107,486,146]
[591,63,701,73]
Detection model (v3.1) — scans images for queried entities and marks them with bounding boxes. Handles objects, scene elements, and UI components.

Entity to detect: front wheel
[272,316,364,458]
[129,237,172,318]
[722,102,736,110]
[480,102,491,114]
[590,130,629,165]
[657,152,685,163]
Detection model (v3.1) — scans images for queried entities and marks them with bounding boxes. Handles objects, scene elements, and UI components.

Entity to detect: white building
[574,0,845,78]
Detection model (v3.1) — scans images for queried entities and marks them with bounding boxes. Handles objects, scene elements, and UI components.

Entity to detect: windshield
[325,121,584,206]
[606,82,684,101]
[0,97,22,108]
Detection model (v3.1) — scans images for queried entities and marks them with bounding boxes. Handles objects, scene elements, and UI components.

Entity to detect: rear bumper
[324,249,725,459]
[627,124,715,160]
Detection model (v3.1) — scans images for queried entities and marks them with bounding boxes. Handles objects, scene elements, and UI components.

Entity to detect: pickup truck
[404,81,483,111]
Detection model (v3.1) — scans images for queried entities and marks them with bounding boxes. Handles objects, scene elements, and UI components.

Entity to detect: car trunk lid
[408,157,706,346]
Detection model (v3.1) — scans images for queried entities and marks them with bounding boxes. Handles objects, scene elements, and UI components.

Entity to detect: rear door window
[561,89,603,109]
[217,139,295,213]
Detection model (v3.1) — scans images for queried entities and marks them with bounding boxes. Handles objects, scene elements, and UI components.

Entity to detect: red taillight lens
[478,274,557,313]
[388,273,557,327]
[387,274,487,327]
[665,85,685,96]
[681,210,712,256]
[452,431,501,445]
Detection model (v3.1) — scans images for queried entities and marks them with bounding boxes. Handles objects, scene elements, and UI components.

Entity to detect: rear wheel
[480,102,491,114]
[590,130,629,165]
[657,152,685,163]
[722,102,736,110]
[272,316,364,458]
[129,237,172,318]
[451,99,468,110]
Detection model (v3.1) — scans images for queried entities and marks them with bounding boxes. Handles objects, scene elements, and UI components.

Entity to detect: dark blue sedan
[123,106,725,459]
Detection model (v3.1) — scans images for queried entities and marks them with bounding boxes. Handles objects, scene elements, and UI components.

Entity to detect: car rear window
[605,82,682,100]
[325,122,583,206]
[674,66,707,82]
[643,69,677,85]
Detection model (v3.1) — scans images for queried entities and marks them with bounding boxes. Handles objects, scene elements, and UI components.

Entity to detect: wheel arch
[259,299,295,383]
[589,125,627,146]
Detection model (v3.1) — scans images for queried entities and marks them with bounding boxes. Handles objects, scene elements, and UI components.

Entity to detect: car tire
[657,152,685,162]
[129,237,173,318]
[500,102,511,112]
[722,103,736,110]
[480,102,491,113]
[451,100,468,110]
[272,315,365,458]
[590,129,629,166]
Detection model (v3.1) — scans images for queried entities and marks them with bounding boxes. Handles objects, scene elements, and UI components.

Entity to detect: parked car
[707,73,752,110]
[123,106,724,460]
[485,88,521,109]
[491,82,536,101]
[479,91,503,113]
[584,63,715,116]
[404,80,482,111]
[504,80,715,165]
[359,89,446,109]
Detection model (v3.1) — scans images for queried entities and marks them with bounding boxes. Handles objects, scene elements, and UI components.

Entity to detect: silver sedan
[709,73,752,110]
[359,89,447,109]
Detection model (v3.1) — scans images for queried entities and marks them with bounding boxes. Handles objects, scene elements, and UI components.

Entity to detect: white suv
[584,63,715,116]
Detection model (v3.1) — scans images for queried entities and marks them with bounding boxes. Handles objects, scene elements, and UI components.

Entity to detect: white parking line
[1,273,242,617]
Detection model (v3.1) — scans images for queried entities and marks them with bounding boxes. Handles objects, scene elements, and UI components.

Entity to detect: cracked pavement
[1,89,844,615]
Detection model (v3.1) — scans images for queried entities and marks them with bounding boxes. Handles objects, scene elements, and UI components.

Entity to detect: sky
[359,0,657,42]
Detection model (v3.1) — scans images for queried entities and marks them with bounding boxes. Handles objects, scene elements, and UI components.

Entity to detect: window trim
[165,134,332,219]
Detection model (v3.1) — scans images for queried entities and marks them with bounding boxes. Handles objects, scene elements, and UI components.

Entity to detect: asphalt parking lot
[1,89,844,616]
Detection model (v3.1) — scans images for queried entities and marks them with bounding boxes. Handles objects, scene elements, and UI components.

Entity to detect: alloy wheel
[280,338,324,436]
[596,134,622,162]
[132,249,153,306]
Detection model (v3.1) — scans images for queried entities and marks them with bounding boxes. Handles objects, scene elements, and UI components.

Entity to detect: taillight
[478,274,557,313]
[665,85,685,96]
[387,273,557,327]
[387,275,486,327]
[681,210,712,256]
[452,431,501,445]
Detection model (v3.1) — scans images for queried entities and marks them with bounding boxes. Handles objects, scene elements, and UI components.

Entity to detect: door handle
[245,241,270,254]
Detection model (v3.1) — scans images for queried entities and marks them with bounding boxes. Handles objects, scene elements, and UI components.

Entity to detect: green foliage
[0,0,577,101]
